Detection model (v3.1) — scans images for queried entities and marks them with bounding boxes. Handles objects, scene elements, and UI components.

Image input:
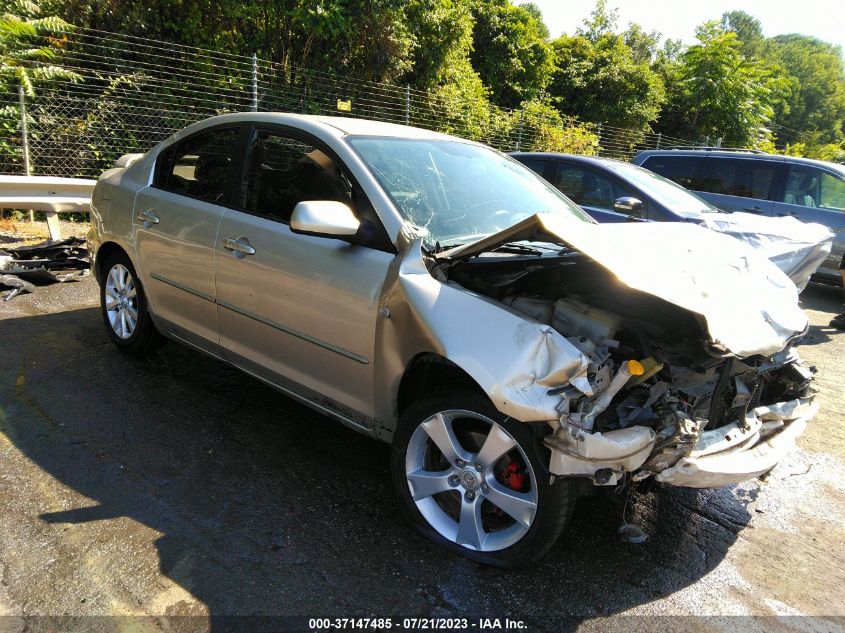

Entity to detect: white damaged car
[89,114,817,567]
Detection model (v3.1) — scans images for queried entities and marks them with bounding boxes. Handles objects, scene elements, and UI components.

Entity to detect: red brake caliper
[498,462,528,492]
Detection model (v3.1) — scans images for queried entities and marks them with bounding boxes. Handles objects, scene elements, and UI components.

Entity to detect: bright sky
[527,0,845,52]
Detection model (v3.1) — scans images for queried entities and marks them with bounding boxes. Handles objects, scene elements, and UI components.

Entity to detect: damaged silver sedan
[89,114,817,567]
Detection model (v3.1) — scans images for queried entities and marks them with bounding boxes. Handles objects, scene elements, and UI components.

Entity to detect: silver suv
[89,114,817,566]
[634,149,845,284]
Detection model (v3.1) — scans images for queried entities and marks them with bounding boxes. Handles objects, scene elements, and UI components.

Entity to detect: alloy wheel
[404,410,538,552]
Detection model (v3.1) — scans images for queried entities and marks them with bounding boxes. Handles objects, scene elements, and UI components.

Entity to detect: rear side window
[700,158,780,200]
[783,165,845,210]
[640,156,706,190]
[517,159,548,176]
[156,127,239,204]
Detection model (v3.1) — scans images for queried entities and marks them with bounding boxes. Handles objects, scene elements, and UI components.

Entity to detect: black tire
[98,250,159,354]
[391,389,574,567]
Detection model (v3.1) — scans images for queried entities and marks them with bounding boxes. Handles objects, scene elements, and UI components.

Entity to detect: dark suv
[633,149,845,283]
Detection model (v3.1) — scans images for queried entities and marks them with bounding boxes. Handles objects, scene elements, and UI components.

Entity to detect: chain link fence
[1,27,700,179]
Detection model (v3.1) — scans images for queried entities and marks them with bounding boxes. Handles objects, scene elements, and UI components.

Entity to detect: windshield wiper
[490,242,544,256]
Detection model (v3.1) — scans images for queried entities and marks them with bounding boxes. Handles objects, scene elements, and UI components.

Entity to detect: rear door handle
[222,237,256,257]
[137,209,160,225]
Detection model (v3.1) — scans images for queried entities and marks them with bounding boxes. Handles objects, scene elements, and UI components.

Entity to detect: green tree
[51,0,416,82]
[469,0,555,108]
[766,34,845,147]
[548,31,665,130]
[721,10,765,57]
[403,0,475,89]
[656,22,786,147]
[0,0,79,95]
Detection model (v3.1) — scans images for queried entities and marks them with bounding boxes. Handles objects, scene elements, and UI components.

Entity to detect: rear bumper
[655,397,817,488]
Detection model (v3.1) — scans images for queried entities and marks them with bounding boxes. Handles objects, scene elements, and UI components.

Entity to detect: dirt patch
[0,219,89,249]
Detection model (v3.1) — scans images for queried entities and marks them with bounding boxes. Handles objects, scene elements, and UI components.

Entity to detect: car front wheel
[391,390,573,567]
[99,252,159,354]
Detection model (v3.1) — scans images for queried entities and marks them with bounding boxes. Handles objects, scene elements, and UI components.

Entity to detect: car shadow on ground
[0,307,757,631]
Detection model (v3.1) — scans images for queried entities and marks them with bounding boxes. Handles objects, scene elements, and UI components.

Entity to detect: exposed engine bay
[437,249,817,488]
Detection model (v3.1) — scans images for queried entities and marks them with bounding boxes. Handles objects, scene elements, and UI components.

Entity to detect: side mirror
[614,196,643,214]
[290,201,360,240]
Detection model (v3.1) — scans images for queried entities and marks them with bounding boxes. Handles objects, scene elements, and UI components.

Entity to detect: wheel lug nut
[474,463,482,472]
[481,483,489,493]
[465,490,475,501]
[448,475,459,487]
[456,459,465,467]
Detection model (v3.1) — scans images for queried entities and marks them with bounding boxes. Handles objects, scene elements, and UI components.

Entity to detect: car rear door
[132,124,244,347]
[697,157,782,215]
[213,126,396,425]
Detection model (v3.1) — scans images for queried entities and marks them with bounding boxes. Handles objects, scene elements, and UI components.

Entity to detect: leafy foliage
[655,22,788,147]
[0,0,80,95]
[469,0,554,108]
[0,0,841,165]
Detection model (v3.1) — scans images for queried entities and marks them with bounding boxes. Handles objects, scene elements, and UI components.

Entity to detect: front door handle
[137,209,160,225]
[223,237,256,257]
[742,207,763,214]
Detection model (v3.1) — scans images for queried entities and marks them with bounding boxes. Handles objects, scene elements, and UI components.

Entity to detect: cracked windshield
[349,138,593,246]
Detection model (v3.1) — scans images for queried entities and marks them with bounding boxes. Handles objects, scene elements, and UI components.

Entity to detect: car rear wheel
[391,390,573,567]
[99,252,158,354]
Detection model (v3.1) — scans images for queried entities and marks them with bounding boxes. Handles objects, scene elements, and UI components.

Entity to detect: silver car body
[89,113,817,490]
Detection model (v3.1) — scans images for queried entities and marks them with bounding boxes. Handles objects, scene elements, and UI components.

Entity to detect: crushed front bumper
[546,396,817,489]
[654,397,817,488]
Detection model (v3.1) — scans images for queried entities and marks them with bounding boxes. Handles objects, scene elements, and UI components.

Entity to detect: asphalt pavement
[1,276,844,632]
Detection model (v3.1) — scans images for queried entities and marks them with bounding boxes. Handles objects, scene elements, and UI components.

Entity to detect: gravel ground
[0,275,843,632]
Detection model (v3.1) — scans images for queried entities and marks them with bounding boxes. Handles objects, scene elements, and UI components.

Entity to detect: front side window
[784,165,845,211]
[243,131,353,223]
[156,127,238,204]
[820,171,845,211]
[553,164,637,214]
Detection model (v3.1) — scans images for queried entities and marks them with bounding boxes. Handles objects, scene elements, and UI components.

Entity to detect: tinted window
[156,127,238,204]
[700,158,779,199]
[820,171,845,211]
[783,165,845,211]
[517,159,548,176]
[243,131,353,223]
[640,155,706,190]
[553,164,638,214]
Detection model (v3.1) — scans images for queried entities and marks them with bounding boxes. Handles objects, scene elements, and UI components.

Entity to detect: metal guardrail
[0,175,95,240]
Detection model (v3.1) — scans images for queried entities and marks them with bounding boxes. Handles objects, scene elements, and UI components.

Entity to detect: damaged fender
[390,244,592,422]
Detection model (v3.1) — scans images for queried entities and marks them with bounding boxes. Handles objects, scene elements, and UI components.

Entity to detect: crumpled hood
[698,211,833,292]
[440,214,808,358]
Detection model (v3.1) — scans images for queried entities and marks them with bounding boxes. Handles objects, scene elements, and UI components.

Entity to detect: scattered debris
[0,274,36,301]
[0,236,89,299]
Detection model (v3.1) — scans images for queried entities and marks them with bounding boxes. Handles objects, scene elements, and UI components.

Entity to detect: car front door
[133,125,243,347]
[550,162,642,222]
[214,127,396,426]
[772,163,845,274]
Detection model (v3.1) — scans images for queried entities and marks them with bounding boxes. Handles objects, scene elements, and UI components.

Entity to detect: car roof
[182,112,466,143]
[634,148,845,174]
[510,152,629,169]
